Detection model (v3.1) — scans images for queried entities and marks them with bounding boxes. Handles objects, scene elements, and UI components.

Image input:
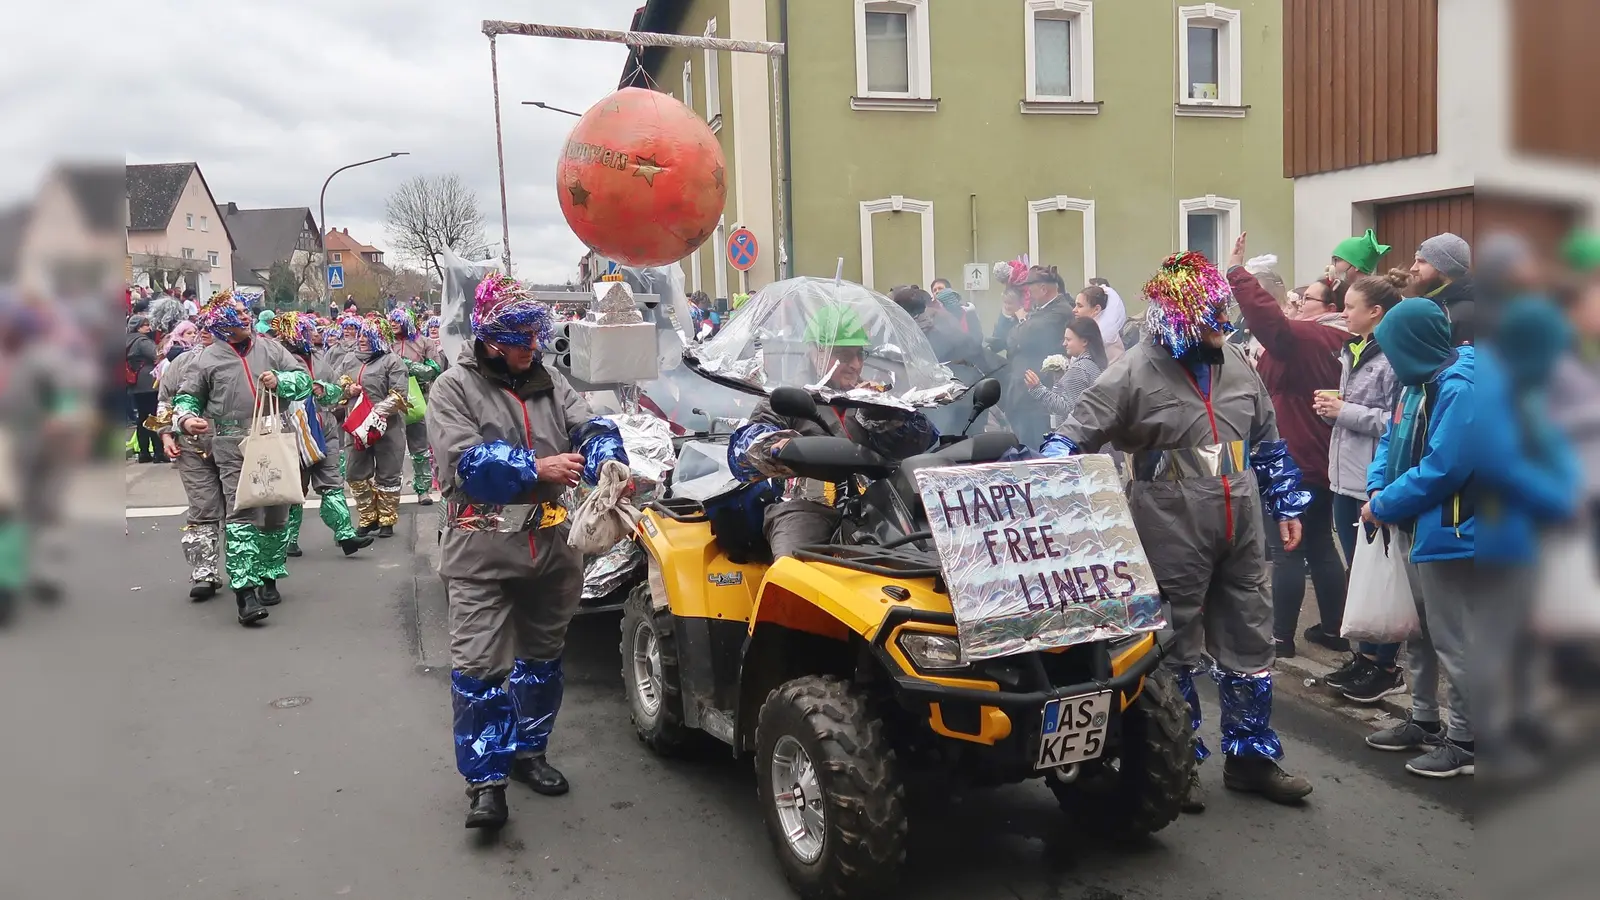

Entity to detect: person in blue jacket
[1359,298,1477,778]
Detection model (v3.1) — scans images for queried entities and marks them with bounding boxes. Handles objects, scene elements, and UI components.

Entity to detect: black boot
[356,523,376,537]
[286,542,302,558]
[377,524,395,538]
[464,785,508,829]
[510,755,570,796]
[1222,755,1313,804]
[236,589,268,626]
[257,579,282,607]
[189,582,218,602]
[340,535,375,556]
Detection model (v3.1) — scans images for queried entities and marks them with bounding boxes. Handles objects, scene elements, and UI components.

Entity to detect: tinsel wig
[1141,251,1236,357]
[472,273,554,349]
[388,307,417,339]
[197,290,250,336]
[270,311,315,355]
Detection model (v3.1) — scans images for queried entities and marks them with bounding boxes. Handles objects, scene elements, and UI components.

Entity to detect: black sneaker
[1323,654,1372,692]
[1341,664,1405,704]
[1303,624,1350,652]
[1274,637,1296,659]
[1365,713,1439,751]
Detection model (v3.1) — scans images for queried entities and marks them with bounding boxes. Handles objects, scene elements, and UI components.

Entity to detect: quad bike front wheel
[1048,666,1195,839]
[619,583,691,754]
[754,676,908,899]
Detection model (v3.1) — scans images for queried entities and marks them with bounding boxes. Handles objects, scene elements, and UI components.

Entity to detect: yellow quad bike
[622,386,1194,899]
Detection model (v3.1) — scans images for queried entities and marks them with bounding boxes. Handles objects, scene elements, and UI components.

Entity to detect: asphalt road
[0,508,1474,900]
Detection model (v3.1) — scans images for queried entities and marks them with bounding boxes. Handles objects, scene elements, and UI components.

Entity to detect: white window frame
[682,60,695,113]
[331,252,342,263]
[1178,195,1241,262]
[185,213,194,230]
[1177,4,1244,115]
[199,215,209,232]
[852,0,936,112]
[181,247,195,259]
[1026,196,1097,281]
[859,195,935,291]
[1023,1,1097,113]
[206,250,220,266]
[703,18,722,132]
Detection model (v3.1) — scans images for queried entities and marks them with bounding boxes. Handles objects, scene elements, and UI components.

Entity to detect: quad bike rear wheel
[754,675,907,899]
[620,582,691,754]
[1048,666,1195,839]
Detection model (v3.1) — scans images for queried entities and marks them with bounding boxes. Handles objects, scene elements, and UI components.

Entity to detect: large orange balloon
[556,87,728,267]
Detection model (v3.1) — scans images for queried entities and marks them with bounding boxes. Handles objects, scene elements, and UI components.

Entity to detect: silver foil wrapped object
[582,537,645,600]
[913,455,1166,661]
[608,413,676,486]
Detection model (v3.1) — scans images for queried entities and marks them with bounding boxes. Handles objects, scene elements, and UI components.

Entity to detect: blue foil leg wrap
[508,657,565,756]
[1217,670,1284,760]
[1175,667,1211,762]
[1250,438,1313,521]
[451,671,516,785]
[1039,433,1080,458]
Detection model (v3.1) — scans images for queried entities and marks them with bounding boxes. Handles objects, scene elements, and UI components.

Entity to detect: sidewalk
[1273,585,1421,732]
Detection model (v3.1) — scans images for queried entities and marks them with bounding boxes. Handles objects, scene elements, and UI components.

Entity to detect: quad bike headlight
[897,632,966,670]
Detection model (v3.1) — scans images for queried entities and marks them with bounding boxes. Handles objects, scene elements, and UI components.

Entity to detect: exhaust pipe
[1047,763,1080,785]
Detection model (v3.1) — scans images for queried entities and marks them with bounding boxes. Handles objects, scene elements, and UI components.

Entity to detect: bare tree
[383,174,492,284]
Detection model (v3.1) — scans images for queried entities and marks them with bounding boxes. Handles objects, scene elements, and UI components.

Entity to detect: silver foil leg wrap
[181,522,222,585]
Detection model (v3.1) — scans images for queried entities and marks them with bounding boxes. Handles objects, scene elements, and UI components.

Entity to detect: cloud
[3,0,642,282]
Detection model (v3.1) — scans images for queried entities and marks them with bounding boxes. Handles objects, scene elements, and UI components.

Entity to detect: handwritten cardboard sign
[913,456,1165,660]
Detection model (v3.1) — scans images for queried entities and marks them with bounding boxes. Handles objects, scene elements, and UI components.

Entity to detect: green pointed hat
[1332,228,1391,275]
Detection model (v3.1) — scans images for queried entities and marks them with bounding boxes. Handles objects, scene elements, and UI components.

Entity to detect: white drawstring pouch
[567,459,639,555]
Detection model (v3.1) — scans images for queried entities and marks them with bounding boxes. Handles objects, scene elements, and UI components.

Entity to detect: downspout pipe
[778,0,795,279]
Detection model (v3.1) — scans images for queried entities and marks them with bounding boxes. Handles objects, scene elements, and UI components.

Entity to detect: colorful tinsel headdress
[355,315,395,353]
[472,273,554,349]
[992,254,1032,288]
[270,311,315,355]
[1141,251,1236,357]
[423,315,440,336]
[196,290,250,336]
[388,307,417,339]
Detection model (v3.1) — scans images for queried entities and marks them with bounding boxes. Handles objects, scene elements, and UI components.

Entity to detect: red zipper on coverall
[231,342,257,401]
[503,387,539,560]
[1182,367,1233,542]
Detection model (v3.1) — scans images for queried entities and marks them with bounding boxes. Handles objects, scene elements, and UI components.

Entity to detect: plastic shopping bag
[1339,523,1419,643]
[566,459,640,555]
[404,375,427,425]
[1533,526,1600,637]
[234,390,306,511]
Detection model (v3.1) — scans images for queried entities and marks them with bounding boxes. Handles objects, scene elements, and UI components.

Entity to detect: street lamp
[521,100,582,117]
[318,151,409,310]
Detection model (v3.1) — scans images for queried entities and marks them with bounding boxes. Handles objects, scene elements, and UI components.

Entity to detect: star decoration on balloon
[712,165,724,189]
[567,179,591,208]
[632,155,664,187]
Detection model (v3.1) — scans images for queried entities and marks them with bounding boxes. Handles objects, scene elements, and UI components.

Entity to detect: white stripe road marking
[125,496,428,519]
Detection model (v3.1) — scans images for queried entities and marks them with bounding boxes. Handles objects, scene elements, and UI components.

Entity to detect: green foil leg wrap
[225,522,263,591]
[411,452,431,495]
[339,451,347,480]
[318,489,358,542]
[287,504,304,547]
[256,524,293,581]
[0,518,30,591]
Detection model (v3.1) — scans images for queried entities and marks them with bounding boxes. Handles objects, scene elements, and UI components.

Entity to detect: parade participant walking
[1226,234,1351,657]
[1360,298,1477,777]
[270,313,373,559]
[343,317,408,538]
[173,293,312,625]
[1316,276,1406,702]
[389,309,446,506]
[727,303,939,560]
[126,314,160,463]
[156,327,224,600]
[1043,251,1316,808]
[427,273,627,829]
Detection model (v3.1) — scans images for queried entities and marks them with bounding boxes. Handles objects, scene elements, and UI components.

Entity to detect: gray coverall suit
[394,335,446,496]
[158,347,223,585]
[342,349,409,528]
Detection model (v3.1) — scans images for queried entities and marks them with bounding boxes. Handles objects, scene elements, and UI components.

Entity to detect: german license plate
[1036,691,1112,769]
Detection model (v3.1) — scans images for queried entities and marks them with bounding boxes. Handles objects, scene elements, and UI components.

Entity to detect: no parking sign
[727,227,758,272]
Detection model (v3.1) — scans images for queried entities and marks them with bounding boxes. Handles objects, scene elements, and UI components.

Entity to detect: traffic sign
[327,264,345,290]
[963,262,990,292]
[727,227,758,272]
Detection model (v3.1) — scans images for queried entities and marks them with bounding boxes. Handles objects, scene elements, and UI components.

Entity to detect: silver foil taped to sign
[913,455,1166,661]
[582,537,645,600]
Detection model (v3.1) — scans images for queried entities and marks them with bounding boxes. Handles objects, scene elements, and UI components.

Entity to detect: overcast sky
[2,0,644,282]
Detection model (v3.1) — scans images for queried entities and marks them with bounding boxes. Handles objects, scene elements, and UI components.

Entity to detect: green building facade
[624,0,1292,318]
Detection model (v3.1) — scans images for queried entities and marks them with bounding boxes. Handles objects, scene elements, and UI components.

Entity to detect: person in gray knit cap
[1408,232,1474,345]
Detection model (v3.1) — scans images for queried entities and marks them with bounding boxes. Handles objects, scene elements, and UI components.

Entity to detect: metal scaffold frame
[481,20,788,278]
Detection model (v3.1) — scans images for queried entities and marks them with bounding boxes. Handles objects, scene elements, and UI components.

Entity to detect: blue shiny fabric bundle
[571,417,628,487]
[457,440,539,505]
[1175,666,1212,762]
[507,658,564,755]
[451,671,516,784]
[1251,439,1313,520]
[1039,433,1080,458]
[1216,669,1283,760]
[728,422,782,483]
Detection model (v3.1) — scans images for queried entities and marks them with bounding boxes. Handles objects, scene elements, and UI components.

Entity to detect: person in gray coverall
[427,273,626,830]
[1042,251,1315,809]
[390,308,446,505]
[157,329,225,600]
[173,293,312,626]
[343,318,409,538]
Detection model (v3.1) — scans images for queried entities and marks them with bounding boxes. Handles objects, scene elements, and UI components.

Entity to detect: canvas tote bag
[234,387,305,511]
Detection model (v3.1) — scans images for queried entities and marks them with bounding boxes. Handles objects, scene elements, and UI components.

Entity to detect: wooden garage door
[1373,192,1473,275]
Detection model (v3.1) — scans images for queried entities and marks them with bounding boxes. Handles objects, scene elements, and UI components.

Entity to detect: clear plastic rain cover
[684,277,964,411]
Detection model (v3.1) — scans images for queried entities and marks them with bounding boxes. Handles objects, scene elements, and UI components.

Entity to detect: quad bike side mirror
[770,385,822,423]
[961,378,1003,435]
